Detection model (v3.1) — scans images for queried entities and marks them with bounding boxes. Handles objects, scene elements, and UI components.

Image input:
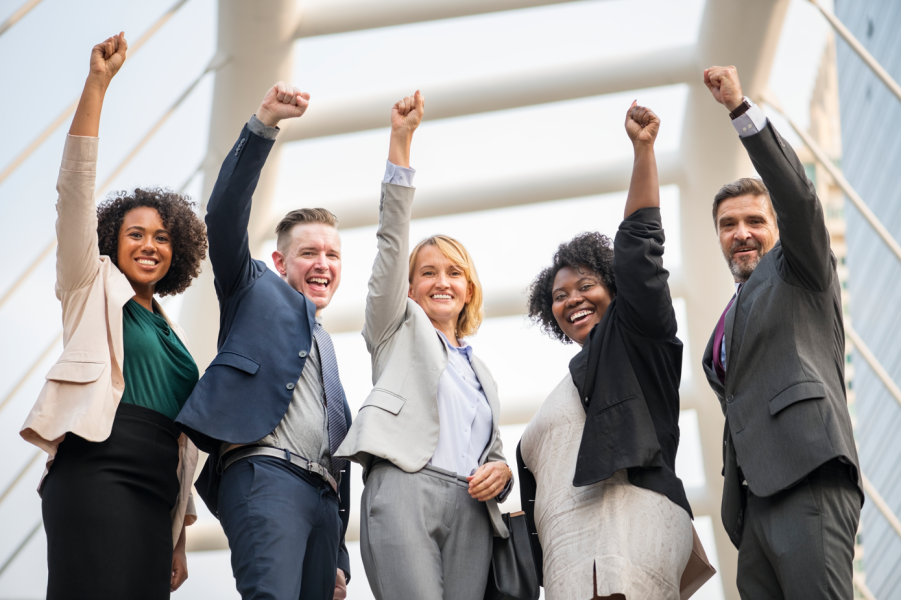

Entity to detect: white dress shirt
[428,333,495,476]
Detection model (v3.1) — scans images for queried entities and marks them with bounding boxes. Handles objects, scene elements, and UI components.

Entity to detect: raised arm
[363,92,424,349]
[623,101,660,218]
[705,66,832,290]
[614,103,677,339]
[56,33,127,294]
[205,83,310,300]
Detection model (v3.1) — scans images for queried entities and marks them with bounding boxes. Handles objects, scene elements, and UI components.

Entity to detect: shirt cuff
[248,114,280,140]
[383,160,416,186]
[731,98,768,138]
[496,471,514,503]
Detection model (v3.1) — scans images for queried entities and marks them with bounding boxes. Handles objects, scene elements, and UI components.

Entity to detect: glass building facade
[836,0,901,596]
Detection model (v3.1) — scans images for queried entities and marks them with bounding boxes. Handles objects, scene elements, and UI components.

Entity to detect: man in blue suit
[176,82,352,600]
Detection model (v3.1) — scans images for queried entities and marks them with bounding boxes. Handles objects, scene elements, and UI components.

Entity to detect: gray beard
[728,254,761,282]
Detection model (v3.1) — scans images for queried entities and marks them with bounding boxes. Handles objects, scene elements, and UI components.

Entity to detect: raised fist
[704,66,744,112]
[625,101,660,146]
[391,91,425,134]
[257,82,310,128]
[89,32,127,82]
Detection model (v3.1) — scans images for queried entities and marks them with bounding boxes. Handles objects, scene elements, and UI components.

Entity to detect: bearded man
[701,65,862,599]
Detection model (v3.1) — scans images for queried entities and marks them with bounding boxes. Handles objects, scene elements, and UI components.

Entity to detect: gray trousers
[737,459,862,599]
[360,462,493,600]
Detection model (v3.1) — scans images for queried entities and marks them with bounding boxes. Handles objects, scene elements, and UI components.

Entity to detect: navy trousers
[219,456,341,600]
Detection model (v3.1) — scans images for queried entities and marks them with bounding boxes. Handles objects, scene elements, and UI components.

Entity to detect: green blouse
[120,299,199,421]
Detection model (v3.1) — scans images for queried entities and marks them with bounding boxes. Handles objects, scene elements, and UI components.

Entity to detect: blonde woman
[335,92,513,600]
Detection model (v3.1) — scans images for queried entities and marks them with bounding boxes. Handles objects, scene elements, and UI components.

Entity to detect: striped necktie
[314,323,348,480]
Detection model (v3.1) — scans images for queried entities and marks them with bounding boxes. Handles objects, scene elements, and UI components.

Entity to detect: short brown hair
[712,178,772,226]
[276,208,338,253]
[408,235,484,339]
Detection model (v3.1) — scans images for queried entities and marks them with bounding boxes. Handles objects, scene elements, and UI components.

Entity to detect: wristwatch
[729,97,753,120]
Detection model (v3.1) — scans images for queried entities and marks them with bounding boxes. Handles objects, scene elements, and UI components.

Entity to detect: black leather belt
[221,446,338,494]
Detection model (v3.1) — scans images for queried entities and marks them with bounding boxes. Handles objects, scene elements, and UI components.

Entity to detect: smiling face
[715,194,779,282]
[272,223,342,314]
[116,206,172,293]
[551,266,614,345]
[408,244,473,334]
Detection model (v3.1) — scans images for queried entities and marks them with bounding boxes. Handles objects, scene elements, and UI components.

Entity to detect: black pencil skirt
[42,402,181,600]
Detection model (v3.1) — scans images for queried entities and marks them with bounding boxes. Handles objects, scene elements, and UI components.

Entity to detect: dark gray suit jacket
[701,121,862,548]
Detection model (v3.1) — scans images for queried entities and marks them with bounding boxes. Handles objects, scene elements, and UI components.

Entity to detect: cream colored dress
[521,374,692,600]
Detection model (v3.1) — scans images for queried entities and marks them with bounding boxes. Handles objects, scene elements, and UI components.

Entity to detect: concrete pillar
[180,0,298,369]
[678,1,790,598]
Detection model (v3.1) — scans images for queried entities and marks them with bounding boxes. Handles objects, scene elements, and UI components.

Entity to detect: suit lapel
[702,327,724,398]
[106,259,137,370]
[723,288,740,386]
[469,355,500,431]
[469,354,500,464]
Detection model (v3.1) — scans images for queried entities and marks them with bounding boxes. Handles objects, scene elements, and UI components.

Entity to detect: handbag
[484,511,541,600]
[679,523,717,600]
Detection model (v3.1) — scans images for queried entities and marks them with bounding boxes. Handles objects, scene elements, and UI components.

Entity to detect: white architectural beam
[296,0,584,38]
[263,151,683,237]
[321,272,686,335]
[281,46,698,142]
[179,0,299,370]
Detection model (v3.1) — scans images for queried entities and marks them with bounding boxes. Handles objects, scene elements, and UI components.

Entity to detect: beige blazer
[19,135,197,546]
[335,183,510,538]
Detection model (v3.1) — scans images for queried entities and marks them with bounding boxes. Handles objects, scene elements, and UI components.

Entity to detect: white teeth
[137,259,156,265]
[570,309,595,323]
[432,294,452,299]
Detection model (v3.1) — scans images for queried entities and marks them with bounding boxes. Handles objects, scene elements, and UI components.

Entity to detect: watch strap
[729,97,753,120]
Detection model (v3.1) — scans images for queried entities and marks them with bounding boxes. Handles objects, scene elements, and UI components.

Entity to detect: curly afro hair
[528,231,616,344]
[96,188,207,297]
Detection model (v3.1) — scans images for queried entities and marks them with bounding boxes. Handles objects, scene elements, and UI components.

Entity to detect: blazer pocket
[361,389,406,415]
[208,351,260,375]
[769,381,826,416]
[45,361,106,383]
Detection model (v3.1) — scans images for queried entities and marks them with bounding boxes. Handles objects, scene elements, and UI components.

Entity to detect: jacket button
[727,394,734,403]
[286,383,295,390]
[299,350,308,358]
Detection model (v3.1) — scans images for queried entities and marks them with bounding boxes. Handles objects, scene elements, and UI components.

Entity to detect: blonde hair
[408,235,484,339]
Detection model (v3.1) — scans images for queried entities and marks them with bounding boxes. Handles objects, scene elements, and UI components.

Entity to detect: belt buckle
[307,460,326,480]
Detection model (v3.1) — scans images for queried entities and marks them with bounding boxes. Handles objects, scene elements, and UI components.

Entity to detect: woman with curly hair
[19,33,206,599]
[335,92,512,600]
[517,103,712,600]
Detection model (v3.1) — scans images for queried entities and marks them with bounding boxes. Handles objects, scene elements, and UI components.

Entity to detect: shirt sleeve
[382,160,416,186]
[732,98,768,138]
[247,114,280,140]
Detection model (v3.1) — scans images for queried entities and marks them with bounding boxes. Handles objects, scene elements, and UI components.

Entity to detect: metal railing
[761,94,901,265]
[0,0,44,38]
[807,0,901,105]
[0,0,192,188]
[0,54,227,315]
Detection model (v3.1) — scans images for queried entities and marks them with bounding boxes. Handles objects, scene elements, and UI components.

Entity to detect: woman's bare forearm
[69,33,127,137]
[69,77,109,137]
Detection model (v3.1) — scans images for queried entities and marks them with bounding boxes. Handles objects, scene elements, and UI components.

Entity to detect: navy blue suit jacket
[176,124,352,576]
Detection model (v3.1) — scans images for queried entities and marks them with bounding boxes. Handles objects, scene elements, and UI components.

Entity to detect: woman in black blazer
[517,103,710,600]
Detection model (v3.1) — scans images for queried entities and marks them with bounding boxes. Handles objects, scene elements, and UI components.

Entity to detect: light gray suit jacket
[335,182,510,538]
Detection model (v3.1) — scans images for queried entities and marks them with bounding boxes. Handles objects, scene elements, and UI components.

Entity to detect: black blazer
[175,124,352,576]
[518,207,691,579]
[701,121,862,548]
